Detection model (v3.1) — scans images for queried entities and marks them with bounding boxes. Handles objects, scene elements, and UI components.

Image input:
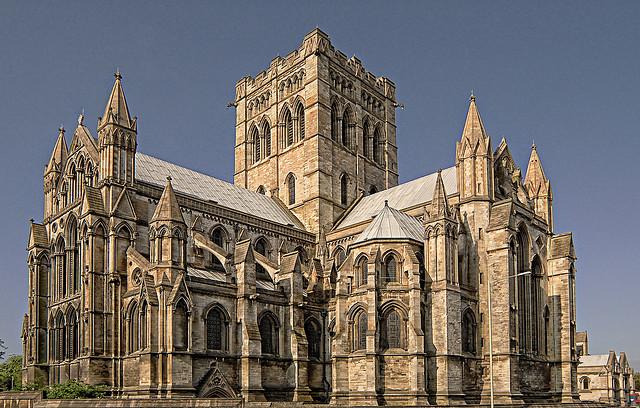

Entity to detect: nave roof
[336,166,457,230]
[135,153,302,228]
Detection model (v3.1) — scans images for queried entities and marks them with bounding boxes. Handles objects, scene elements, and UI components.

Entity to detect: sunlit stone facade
[22,29,579,405]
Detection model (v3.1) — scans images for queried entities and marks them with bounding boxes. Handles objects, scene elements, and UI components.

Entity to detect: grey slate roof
[337,166,457,229]
[135,153,300,227]
[579,354,611,367]
[354,203,424,244]
[187,266,226,283]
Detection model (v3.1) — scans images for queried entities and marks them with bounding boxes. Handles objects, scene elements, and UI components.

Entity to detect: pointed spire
[461,93,488,144]
[151,176,185,224]
[524,144,549,195]
[99,71,132,129]
[430,170,450,218]
[45,126,68,174]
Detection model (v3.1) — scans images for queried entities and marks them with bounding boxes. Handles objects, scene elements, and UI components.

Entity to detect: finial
[437,168,442,174]
[29,218,34,224]
[384,200,388,207]
[77,109,84,126]
[166,176,172,182]
[58,124,65,133]
[470,90,475,102]
[114,68,122,80]
[532,139,536,150]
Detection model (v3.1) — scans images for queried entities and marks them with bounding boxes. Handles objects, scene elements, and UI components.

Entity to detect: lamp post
[487,270,531,408]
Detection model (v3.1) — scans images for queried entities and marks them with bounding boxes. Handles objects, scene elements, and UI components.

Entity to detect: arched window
[286,173,296,205]
[462,309,476,354]
[128,302,139,353]
[373,126,383,165]
[255,238,269,279]
[206,307,227,351]
[140,301,148,350]
[362,118,370,158]
[259,313,279,355]
[250,126,260,163]
[55,236,66,299]
[211,226,226,250]
[340,174,348,206]
[283,108,293,147]
[304,319,321,359]
[342,106,353,149]
[516,225,530,353]
[262,121,271,157]
[173,299,189,351]
[296,103,305,140]
[331,103,340,142]
[66,217,80,294]
[354,310,367,351]
[382,310,402,350]
[55,312,66,362]
[67,310,78,359]
[334,247,346,268]
[357,257,368,287]
[531,256,543,354]
[580,376,590,390]
[543,306,550,355]
[171,228,182,266]
[384,254,397,282]
[256,185,266,195]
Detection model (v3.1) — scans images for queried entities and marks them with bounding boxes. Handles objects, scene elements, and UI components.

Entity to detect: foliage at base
[45,380,107,399]
[0,355,22,391]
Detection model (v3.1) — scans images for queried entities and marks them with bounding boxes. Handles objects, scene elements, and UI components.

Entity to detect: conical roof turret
[430,170,451,218]
[98,71,133,130]
[45,126,68,175]
[524,143,549,195]
[461,94,488,142]
[151,177,185,224]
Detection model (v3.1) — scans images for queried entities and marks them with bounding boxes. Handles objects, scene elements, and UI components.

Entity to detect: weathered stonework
[22,28,579,405]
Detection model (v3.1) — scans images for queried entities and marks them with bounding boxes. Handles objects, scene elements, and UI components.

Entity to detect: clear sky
[0,1,638,366]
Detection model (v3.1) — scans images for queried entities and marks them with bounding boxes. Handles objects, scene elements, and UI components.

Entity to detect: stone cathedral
[22,29,580,405]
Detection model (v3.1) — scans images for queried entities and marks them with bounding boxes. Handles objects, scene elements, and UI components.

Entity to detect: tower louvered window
[287,174,296,205]
[296,104,305,140]
[263,122,271,157]
[340,174,348,206]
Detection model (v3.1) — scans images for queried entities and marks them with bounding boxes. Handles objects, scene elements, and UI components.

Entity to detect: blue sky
[0,1,638,365]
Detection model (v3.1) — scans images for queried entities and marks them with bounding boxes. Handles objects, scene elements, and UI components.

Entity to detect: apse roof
[354,203,423,244]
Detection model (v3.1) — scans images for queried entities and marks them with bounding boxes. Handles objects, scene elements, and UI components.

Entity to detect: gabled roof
[28,222,48,249]
[336,166,457,230]
[136,153,302,228]
[576,331,588,343]
[550,233,575,259]
[580,354,611,367]
[354,202,423,244]
[81,185,106,216]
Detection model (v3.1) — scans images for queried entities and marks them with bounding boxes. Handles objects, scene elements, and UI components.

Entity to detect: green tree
[45,381,107,399]
[0,355,22,391]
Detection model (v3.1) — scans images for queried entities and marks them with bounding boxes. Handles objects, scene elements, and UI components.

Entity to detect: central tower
[234,29,399,234]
